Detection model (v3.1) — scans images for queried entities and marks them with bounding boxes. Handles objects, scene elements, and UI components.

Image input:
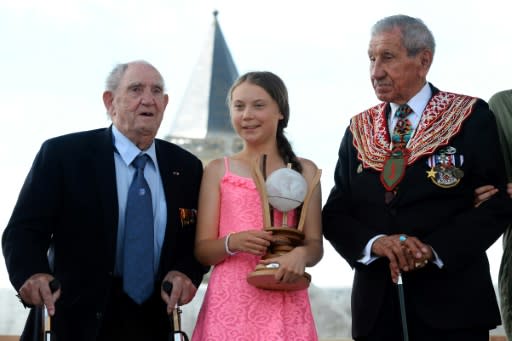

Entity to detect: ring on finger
[399,235,407,244]
[415,259,429,268]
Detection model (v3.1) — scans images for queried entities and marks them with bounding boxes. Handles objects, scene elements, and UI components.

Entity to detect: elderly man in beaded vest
[323,14,512,341]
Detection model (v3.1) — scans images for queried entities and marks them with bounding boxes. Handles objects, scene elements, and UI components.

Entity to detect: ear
[419,49,433,69]
[103,91,114,113]
[163,94,169,110]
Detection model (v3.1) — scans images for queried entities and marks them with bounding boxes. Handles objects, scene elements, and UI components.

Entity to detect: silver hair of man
[371,14,436,58]
[105,60,166,92]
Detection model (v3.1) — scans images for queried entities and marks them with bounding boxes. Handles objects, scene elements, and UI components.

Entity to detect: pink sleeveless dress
[191,157,318,341]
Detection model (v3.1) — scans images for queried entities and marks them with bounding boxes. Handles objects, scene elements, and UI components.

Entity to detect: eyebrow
[127,82,164,89]
[127,82,143,88]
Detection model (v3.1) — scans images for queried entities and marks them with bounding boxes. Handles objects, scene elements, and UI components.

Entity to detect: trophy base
[264,227,304,246]
[247,266,311,291]
[246,226,310,291]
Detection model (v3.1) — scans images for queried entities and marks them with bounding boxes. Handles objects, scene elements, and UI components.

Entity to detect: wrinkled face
[230,82,283,145]
[103,63,169,149]
[368,27,431,104]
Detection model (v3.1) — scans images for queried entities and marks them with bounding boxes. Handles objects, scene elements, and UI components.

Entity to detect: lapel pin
[172,171,180,176]
[356,164,363,174]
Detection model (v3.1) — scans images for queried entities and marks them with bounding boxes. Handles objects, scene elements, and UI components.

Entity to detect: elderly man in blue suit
[2,60,208,340]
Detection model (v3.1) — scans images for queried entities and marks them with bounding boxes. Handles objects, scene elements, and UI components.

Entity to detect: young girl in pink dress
[192,71,323,341]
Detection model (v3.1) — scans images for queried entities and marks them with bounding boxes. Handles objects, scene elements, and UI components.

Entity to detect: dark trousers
[96,278,170,341]
[356,318,489,341]
[354,285,489,341]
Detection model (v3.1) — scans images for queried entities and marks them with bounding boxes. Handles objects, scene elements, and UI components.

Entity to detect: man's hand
[473,183,512,207]
[474,185,499,207]
[160,271,197,315]
[18,273,61,316]
[372,234,432,283]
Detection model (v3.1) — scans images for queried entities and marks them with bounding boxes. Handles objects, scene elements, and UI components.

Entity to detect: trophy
[247,155,321,290]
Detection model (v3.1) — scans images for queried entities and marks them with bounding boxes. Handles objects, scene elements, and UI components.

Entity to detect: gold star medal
[426,167,437,179]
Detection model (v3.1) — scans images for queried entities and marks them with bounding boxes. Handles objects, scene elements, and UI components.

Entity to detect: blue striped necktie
[123,154,154,304]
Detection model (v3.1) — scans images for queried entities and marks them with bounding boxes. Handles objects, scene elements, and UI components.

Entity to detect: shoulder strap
[223,156,230,173]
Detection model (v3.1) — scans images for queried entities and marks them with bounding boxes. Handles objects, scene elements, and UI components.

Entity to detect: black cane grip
[162,280,173,295]
[49,278,60,293]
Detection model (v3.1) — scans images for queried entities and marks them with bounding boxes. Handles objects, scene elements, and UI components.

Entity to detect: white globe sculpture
[266,168,307,212]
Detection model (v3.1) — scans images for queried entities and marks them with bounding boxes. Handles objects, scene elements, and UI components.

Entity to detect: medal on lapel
[426,146,464,188]
[356,163,363,174]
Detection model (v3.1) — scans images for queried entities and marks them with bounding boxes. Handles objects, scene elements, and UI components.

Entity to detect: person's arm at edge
[194,159,229,265]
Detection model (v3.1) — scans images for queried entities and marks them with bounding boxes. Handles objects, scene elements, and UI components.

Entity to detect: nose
[140,90,156,106]
[242,107,253,119]
[370,60,385,80]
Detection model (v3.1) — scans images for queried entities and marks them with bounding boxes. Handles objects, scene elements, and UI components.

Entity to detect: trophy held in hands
[247,156,321,290]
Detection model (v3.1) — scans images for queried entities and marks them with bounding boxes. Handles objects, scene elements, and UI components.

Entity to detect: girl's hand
[228,230,273,255]
[260,247,307,283]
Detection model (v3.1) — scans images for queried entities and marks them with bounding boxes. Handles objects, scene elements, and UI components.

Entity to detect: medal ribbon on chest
[350,91,477,198]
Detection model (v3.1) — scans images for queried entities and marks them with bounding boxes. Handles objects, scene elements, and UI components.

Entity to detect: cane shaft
[44,279,60,341]
[397,274,409,341]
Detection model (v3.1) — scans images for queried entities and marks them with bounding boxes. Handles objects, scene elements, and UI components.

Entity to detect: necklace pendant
[380,152,408,191]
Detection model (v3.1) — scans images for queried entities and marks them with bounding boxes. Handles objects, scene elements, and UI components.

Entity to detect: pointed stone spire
[207,10,239,135]
[166,11,242,163]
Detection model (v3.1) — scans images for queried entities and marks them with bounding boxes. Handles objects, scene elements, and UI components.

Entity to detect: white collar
[389,82,432,116]
[111,125,157,166]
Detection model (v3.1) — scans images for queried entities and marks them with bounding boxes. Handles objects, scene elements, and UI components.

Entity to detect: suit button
[96,312,103,320]
[390,209,397,216]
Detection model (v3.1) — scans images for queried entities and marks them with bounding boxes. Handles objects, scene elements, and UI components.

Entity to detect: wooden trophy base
[247,266,311,291]
[247,226,311,291]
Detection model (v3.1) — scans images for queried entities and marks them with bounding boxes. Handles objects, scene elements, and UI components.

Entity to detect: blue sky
[1,0,511,289]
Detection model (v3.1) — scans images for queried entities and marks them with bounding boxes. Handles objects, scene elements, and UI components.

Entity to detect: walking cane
[43,279,60,341]
[162,281,189,341]
[397,273,409,341]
